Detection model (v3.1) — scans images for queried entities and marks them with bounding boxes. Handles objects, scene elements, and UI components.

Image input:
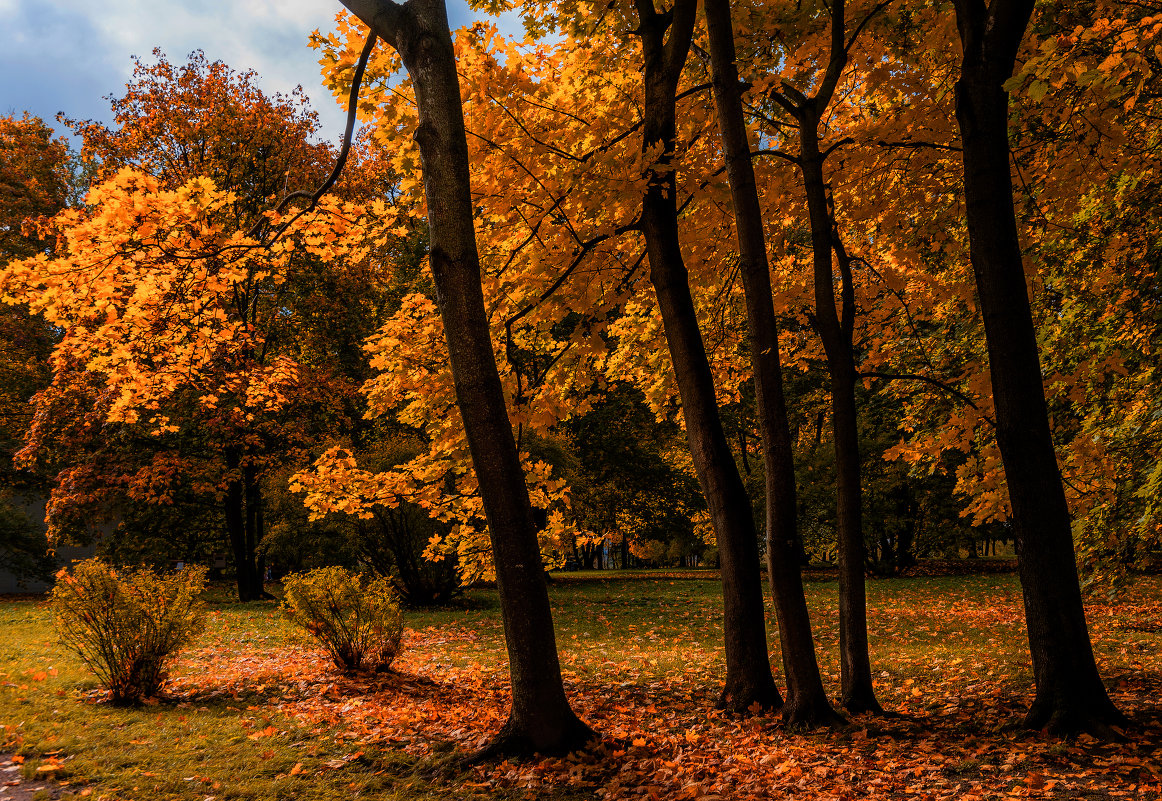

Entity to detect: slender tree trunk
[798,118,881,715]
[738,418,751,475]
[224,475,256,601]
[244,466,271,597]
[705,0,839,728]
[339,0,593,755]
[223,450,261,602]
[633,0,781,713]
[951,0,1124,736]
[767,0,880,714]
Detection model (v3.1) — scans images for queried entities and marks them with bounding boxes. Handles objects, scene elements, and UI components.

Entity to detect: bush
[51,559,207,704]
[281,567,403,673]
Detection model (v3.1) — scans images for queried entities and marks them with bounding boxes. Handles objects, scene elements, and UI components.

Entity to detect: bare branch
[249,32,379,244]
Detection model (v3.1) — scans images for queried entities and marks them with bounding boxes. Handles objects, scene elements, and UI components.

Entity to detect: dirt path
[0,756,73,800]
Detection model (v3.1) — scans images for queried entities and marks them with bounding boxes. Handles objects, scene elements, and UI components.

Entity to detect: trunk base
[841,689,885,716]
[782,694,846,731]
[1023,693,1129,739]
[718,678,783,714]
[469,712,597,760]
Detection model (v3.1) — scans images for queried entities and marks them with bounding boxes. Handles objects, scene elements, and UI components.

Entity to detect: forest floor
[1,571,1159,800]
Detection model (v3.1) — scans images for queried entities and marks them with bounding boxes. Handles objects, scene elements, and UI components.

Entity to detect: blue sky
[0,0,520,145]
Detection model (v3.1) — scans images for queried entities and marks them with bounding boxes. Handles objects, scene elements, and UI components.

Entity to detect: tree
[0,113,76,581]
[335,0,594,755]
[704,0,839,726]
[950,0,1123,734]
[565,384,705,570]
[23,52,373,601]
[759,0,888,715]
[0,114,72,466]
[632,0,781,713]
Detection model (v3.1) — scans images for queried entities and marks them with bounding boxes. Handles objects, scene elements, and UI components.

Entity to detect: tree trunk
[798,115,881,715]
[223,449,262,602]
[243,465,271,599]
[951,0,1124,735]
[633,0,781,713]
[339,0,593,755]
[705,0,839,728]
[898,520,916,569]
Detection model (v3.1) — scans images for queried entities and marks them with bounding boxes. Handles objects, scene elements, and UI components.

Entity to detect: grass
[1,570,1159,800]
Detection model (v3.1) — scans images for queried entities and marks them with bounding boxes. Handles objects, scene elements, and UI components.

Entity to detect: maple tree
[333,0,596,756]
[949,0,1124,734]
[0,114,76,580]
[754,0,890,715]
[2,54,384,602]
[0,114,73,472]
[997,3,1162,587]
[704,0,840,727]
[628,0,783,714]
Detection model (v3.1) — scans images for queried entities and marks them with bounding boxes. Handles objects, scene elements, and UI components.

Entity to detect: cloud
[2,0,523,145]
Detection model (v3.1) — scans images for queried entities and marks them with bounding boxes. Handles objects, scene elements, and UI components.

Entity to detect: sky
[0,0,521,145]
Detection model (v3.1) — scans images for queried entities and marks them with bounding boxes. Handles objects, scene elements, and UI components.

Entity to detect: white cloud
[29,0,348,133]
[3,0,524,142]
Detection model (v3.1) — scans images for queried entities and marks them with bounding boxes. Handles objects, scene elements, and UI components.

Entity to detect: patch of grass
[2,572,1160,800]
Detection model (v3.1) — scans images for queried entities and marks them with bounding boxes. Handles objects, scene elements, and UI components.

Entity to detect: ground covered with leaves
[1,571,1160,800]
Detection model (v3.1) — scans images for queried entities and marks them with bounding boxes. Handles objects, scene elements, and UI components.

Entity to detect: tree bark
[705,0,840,728]
[634,0,781,713]
[770,0,881,715]
[339,0,593,755]
[223,449,262,602]
[799,112,879,715]
[243,465,272,597]
[951,0,1124,735]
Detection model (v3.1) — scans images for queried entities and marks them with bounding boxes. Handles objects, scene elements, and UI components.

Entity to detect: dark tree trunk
[705,0,839,728]
[951,0,1124,735]
[340,0,593,755]
[896,487,917,569]
[633,0,781,714]
[898,521,916,569]
[224,449,262,602]
[799,116,879,715]
[770,0,880,715]
[243,466,272,598]
[581,542,597,570]
[877,530,895,573]
[738,419,751,475]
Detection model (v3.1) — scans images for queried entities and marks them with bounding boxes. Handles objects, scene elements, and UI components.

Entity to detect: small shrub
[51,559,207,704]
[281,567,403,672]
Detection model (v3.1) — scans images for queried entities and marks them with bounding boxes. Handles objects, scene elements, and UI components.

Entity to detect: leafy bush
[281,567,403,672]
[51,559,207,704]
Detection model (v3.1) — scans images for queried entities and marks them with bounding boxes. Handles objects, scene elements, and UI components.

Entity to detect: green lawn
[1,571,1159,800]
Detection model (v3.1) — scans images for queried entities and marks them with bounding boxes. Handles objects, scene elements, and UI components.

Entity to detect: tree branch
[248,32,378,243]
[845,1,891,53]
[751,148,800,165]
[876,139,962,152]
[860,371,996,427]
